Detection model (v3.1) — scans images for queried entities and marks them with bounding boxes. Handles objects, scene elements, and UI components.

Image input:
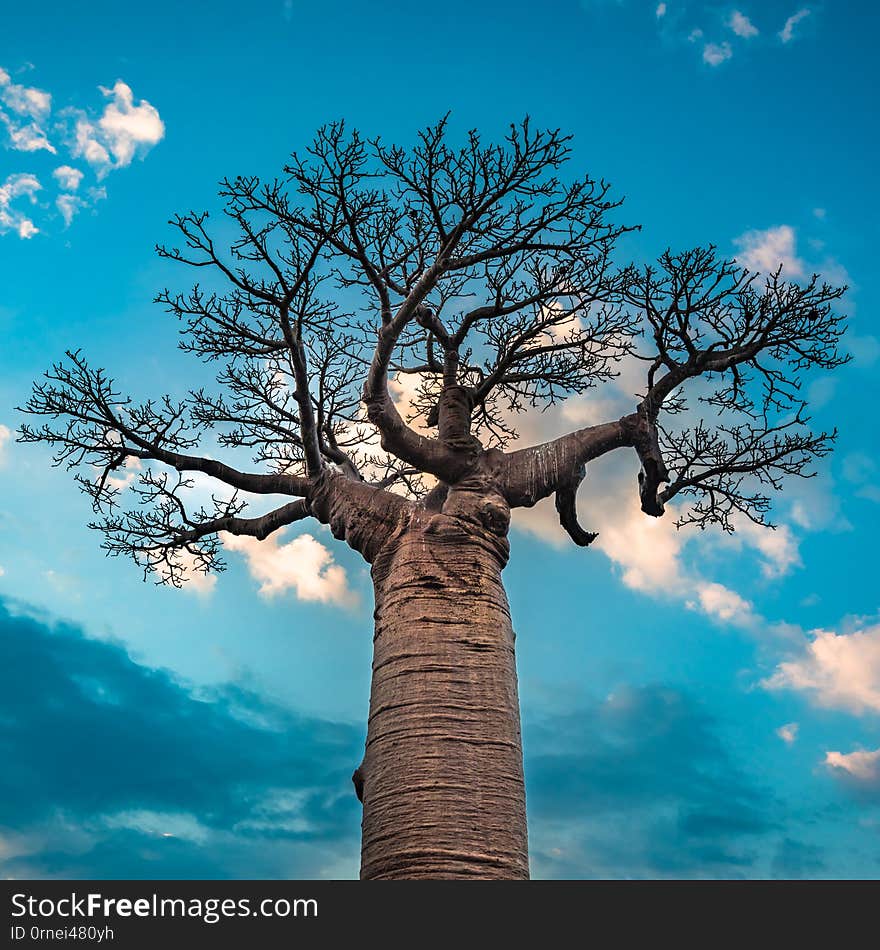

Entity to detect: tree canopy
[20,117,848,584]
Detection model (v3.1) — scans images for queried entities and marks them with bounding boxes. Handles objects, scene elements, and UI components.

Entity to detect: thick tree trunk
[357,507,529,880]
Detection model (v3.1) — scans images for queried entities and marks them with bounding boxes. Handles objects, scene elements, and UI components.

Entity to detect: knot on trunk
[428,385,482,456]
[419,475,512,568]
[310,469,409,563]
[352,765,365,804]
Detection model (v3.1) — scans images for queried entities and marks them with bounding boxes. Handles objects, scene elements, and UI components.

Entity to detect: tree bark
[357,505,529,880]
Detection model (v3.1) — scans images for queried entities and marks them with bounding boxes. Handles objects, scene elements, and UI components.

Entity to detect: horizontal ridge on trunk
[358,507,529,880]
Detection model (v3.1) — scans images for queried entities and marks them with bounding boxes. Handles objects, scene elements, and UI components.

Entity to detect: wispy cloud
[0,172,41,239]
[52,164,83,191]
[733,224,805,277]
[174,549,218,597]
[729,11,759,38]
[55,193,83,227]
[727,517,801,580]
[0,66,54,154]
[779,8,811,44]
[0,113,55,154]
[777,722,799,744]
[652,4,817,67]
[841,452,880,504]
[1,66,164,238]
[824,749,880,800]
[703,42,733,66]
[825,748,880,785]
[0,423,11,464]
[0,67,50,118]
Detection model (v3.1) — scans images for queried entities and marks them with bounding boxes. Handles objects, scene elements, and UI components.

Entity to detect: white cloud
[222,530,357,607]
[183,571,217,596]
[691,582,753,623]
[728,517,801,579]
[56,193,84,227]
[176,550,218,597]
[813,207,826,220]
[105,455,142,490]
[733,224,805,277]
[0,67,54,154]
[729,11,759,38]
[512,450,735,624]
[779,8,811,44]
[703,42,733,66]
[0,169,42,201]
[0,68,51,118]
[0,112,55,153]
[787,473,851,534]
[777,722,799,744]
[688,28,704,43]
[507,362,785,629]
[593,493,687,595]
[763,626,880,714]
[814,255,850,292]
[13,219,36,238]
[73,115,111,167]
[103,809,211,843]
[0,423,10,464]
[2,67,163,237]
[655,3,666,18]
[0,172,41,239]
[71,81,165,177]
[825,748,880,783]
[53,165,84,191]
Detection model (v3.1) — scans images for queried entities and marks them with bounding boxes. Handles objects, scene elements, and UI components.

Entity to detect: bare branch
[22,120,849,579]
[91,465,311,587]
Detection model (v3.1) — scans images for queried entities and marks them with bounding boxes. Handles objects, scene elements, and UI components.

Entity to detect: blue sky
[1,0,879,878]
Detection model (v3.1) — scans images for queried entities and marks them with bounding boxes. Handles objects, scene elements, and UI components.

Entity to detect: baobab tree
[20,119,847,880]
